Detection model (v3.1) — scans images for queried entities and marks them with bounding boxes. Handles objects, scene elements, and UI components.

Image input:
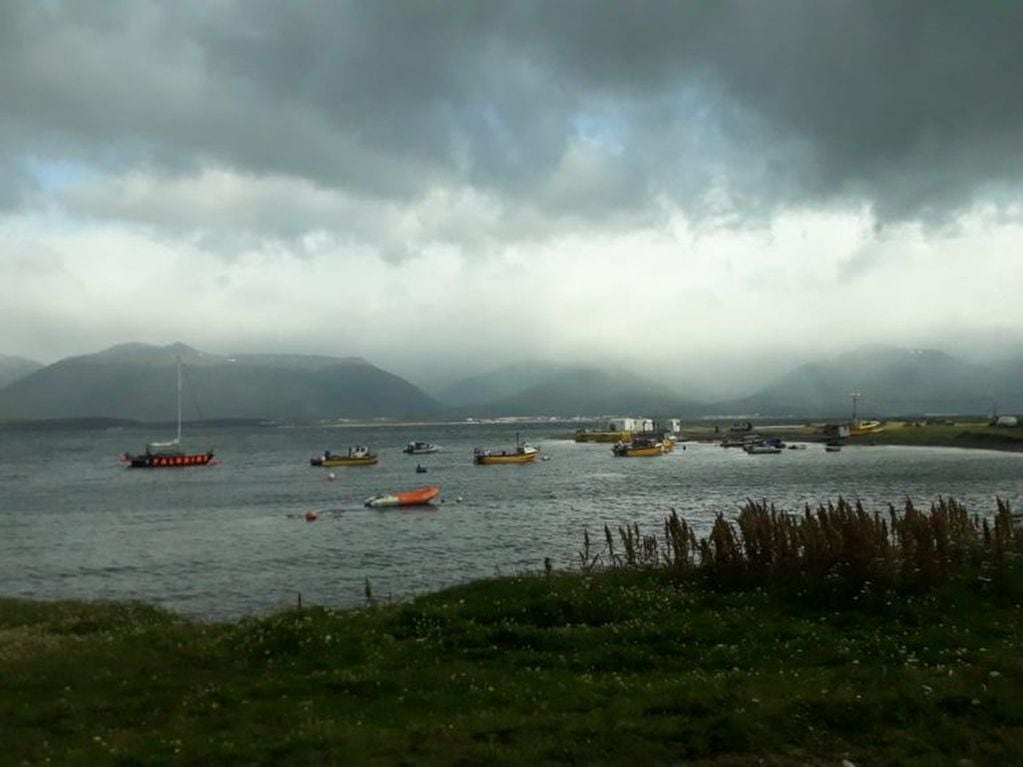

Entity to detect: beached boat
[611,437,664,457]
[851,419,886,436]
[121,357,214,469]
[364,485,441,508]
[310,445,378,467]
[473,435,539,465]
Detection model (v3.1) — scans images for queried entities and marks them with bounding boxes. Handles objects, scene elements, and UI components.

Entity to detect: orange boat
[364,485,441,508]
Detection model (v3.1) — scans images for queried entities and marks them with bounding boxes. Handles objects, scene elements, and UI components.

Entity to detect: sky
[2,0,1022,395]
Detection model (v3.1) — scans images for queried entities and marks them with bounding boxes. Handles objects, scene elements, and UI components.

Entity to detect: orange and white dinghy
[364,485,441,509]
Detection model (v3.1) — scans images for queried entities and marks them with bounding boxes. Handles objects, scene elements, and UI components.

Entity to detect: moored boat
[474,434,539,464]
[825,441,843,453]
[364,485,441,508]
[744,443,782,454]
[122,357,214,469]
[311,445,378,467]
[403,441,440,454]
[611,437,664,457]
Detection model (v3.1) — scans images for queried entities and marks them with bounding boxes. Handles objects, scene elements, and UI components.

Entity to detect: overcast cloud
[2,0,1022,393]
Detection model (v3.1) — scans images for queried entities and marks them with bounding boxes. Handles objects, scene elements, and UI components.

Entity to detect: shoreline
[681,420,1023,453]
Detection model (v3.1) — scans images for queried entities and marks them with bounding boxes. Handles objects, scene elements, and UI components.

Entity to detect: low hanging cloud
[2,1,1022,382]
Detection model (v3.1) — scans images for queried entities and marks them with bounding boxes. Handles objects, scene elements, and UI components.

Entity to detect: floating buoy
[455,496,463,503]
[305,510,318,522]
[326,472,336,482]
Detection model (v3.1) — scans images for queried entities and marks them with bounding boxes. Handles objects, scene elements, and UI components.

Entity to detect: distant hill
[445,362,699,417]
[0,354,43,390]
[436,360,571,407]
[0,343,440,421]
[711,345,1017,418]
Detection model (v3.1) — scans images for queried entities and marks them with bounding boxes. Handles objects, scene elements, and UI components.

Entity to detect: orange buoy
[305,511,318,522]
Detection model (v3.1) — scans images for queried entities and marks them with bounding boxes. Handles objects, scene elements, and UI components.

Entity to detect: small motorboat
[415,464,428,473]
[364,485,441,508]
[403,441,440,454]
[825,441,843,453]
[311,445,378,467]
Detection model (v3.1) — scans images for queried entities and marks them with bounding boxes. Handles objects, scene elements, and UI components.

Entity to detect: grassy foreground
[4,500,1023,766]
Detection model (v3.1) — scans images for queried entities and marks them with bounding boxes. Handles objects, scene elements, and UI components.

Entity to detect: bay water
[2,422,1021,619]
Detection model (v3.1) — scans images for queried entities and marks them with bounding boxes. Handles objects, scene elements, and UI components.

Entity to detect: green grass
[860,421,1023,449]
[686,421,1023,451]
[4,499,1023,765]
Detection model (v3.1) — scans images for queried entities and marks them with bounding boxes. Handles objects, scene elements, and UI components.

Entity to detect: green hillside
[0,343,440,421]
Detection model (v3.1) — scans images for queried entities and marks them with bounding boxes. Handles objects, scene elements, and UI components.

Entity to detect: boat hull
[613,447,663,457]
[365,486,441,508]
[474,451,538,465]
[612,442,664,457]
[125,452,214,469]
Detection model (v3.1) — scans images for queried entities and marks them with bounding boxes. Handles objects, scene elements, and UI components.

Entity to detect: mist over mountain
[0,355,42,390]
[435,361,582,408]
[711,346,1016,418]
[0,343,439,422]
[441,363,700,418]
[1,341,1020,423]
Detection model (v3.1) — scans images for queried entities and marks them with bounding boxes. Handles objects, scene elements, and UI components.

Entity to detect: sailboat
[121,358,215,469]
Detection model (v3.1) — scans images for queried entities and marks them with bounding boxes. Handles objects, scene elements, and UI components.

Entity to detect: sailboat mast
[176,356,182,444]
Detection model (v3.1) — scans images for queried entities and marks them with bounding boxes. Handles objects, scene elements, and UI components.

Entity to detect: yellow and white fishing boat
[310,445,378,467]
[473,434,539,465]
[611,437,664,457]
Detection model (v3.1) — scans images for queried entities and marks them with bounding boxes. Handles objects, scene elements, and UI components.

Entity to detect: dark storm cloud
[3,0,1022,227]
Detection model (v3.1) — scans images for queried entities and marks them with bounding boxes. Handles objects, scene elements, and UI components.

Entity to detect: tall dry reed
[587,498,1021,593]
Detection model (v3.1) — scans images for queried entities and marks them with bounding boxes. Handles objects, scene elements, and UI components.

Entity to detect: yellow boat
[473,441,539,465]
[611,438,664,457]
[851,419,886,436]
[310,446,378,467]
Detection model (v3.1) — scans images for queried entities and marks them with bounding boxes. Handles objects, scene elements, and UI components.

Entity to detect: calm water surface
[2,422,1021,618]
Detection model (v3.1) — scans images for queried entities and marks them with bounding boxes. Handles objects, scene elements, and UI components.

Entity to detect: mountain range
[0,342,1020,422]
[711,346,1021,418]
[0,354,43,391]
[0,343,439,422]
